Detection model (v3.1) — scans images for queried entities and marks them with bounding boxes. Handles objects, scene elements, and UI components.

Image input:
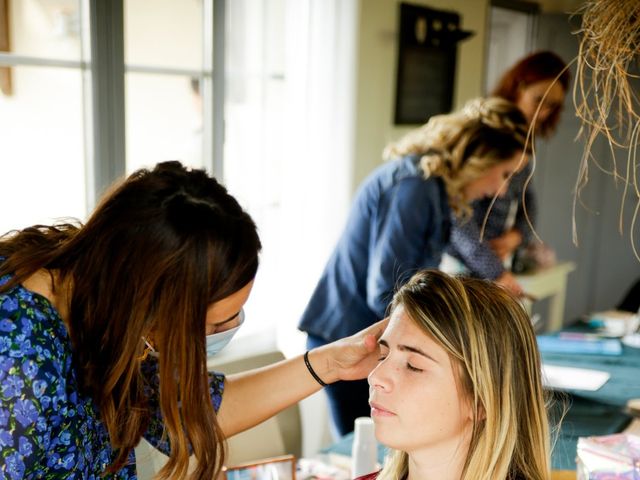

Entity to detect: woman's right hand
[218,318,388,437]
[489,229,523,259]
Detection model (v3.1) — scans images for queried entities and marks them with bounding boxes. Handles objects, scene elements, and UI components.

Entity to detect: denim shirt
[298,155,451,342]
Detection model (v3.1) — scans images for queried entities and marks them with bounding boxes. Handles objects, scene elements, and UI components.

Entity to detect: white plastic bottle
[351,416,378,478]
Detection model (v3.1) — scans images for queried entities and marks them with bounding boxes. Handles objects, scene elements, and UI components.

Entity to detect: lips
[369,401,396,417]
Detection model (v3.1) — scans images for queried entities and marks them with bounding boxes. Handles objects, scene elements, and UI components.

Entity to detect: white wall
[352,0,489,189]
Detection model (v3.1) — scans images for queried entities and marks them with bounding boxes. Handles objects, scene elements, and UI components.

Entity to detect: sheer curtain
[221,0,358,455]
[224,0,358,351]
[282,0,359,455]
[276,0,358,347]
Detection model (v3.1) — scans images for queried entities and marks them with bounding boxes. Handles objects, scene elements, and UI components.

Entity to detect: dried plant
[572,0,640,259]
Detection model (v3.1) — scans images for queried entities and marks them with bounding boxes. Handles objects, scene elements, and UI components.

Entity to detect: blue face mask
[205,309,245,357]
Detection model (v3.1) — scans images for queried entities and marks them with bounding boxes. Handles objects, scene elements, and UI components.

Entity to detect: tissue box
[576,433,640,479]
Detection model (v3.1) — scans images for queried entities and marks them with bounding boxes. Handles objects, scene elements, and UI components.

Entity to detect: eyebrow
[378,338,438,363]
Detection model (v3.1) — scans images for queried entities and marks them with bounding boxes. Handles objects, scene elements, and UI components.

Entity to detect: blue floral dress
[0,270,225,479]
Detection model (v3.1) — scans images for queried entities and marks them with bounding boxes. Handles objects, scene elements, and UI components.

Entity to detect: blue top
[0,269,225,479]
[299,155,451,342]
[448,164,536,279]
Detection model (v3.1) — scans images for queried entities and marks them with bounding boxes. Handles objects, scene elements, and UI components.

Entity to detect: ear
[468,397,485,422]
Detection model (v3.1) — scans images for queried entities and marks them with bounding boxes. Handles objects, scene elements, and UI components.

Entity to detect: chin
[373,427,403,450]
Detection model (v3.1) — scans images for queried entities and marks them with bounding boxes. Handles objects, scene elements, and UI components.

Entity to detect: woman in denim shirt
[299,97,532,436]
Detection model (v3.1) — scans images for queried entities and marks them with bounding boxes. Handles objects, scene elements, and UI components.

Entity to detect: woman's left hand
[310,318,388,384]
[489,228,523,259]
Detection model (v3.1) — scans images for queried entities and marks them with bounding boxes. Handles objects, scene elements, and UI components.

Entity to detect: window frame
[0,0,226,213]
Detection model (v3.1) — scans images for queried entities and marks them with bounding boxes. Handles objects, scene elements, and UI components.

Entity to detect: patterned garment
[0,270,225,479]
[447,163,537,280]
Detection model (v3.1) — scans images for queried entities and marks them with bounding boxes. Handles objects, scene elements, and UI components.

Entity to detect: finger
[363,317,389,339]
[363,334,379,352]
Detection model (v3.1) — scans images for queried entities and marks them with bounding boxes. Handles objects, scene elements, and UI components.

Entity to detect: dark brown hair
[0,161,261,479]
[491,51,570,137]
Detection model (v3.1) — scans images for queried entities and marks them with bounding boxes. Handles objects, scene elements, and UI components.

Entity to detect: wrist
[306,347,339,385]
[304,351,328,387]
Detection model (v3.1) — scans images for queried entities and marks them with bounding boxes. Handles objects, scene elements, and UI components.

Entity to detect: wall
[352,0,489,189]
[534,13,640,322]
[536,0,583,13]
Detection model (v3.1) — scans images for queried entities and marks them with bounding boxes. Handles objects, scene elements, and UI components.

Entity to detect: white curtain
[224,0,359,345]
[277,0,358,341]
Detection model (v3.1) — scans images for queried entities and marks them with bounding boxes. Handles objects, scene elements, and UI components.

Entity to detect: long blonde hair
[377,270,551,480]
[384,97,531,217]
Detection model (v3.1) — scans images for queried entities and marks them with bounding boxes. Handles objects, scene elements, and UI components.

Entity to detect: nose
[368,359,392,392]
[538,105,554,122]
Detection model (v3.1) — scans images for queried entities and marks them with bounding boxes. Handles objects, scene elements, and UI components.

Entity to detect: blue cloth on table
[540,324,640,408]
[550,396,632,470]
[542,322,639,470]
[537,335,623,356]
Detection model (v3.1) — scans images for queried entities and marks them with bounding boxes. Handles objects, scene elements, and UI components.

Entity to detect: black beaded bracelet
[304,351,328,387]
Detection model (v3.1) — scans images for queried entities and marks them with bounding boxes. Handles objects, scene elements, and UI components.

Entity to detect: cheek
[462,179,480,198]
[518,98,537,122]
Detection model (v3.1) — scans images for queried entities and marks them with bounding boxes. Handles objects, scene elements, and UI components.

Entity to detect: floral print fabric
[0,270,225,479]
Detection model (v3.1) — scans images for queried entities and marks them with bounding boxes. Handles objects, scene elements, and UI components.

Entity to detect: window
[0,0,88,234]
[124,0,207,172]
[0,0,357,348]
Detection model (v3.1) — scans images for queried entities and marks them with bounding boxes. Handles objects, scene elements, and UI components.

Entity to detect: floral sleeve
[140,356,225,455]
[0,295,76,479]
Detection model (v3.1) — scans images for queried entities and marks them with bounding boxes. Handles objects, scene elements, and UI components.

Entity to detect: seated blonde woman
[359,269,550,480]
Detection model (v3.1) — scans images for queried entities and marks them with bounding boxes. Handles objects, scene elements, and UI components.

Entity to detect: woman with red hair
[447,51,570,294]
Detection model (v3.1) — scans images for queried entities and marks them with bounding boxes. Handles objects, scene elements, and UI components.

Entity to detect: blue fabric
[540,323,640,408]
[299,155,451,342]
[448,163,537,280]
[541,321,640,470]
[0,269,225,479]
[550,396,632,471]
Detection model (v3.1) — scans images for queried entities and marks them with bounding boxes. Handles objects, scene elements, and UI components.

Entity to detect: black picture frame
[394,3,473,125]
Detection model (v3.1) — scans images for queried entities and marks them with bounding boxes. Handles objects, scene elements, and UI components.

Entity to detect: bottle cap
[353,416,375,444]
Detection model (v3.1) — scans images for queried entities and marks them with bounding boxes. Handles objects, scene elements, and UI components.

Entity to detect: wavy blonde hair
[376,270,551,480]
[384,97,531,218]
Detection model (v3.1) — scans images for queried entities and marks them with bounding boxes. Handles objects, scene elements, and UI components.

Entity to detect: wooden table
[551,471,576,480]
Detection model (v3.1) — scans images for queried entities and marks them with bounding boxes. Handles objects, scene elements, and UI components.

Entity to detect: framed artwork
[0,0,11,96]
[394,3,473,125]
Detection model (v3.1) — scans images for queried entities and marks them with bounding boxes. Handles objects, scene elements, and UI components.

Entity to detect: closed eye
[407,363,423,372]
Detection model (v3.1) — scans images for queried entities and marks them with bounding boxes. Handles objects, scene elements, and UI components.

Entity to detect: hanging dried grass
[573,0,640,259]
